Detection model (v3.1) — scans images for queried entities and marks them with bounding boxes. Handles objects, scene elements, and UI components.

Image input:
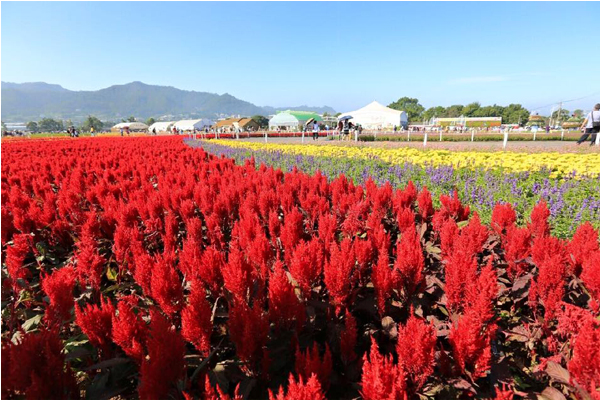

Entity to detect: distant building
[268,111,323,131]
[215,117,260,132]
[4,123,28,131]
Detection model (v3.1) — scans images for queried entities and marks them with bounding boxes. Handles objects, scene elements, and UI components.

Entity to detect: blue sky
[2,1,599,113]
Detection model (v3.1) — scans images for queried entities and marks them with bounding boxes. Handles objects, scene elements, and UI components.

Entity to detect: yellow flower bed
[207,139,600,177]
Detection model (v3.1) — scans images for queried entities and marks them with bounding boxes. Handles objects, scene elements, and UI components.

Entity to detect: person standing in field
[312,120,320,140]
[90,126,95,137]
[577,103,600,145]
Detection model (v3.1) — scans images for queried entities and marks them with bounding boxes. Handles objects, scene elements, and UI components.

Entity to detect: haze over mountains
[1,81,337,123]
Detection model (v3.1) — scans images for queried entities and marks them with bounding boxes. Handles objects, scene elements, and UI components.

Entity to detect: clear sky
[2,1,599,113]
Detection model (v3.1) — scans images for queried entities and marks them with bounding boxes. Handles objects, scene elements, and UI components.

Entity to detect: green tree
[334,112,342,117]
[251,115,269,128]
[445,104,464,118]
[82,116,103,132]
[502,104,530,125]
[38,118,64,132]
[572,109,584,118]
[551,108,570,122]
[422,106,447,123]
[322,112,329,117]
[127,116,137,122]
[26,121,39,133]
[462,102,481,117]
[145,117,156,126]
[388,97,425,122]
[1,121,6,133]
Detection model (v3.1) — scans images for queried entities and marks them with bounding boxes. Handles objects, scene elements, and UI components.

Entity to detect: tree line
[22,116,159,133]
[387,97,532,125]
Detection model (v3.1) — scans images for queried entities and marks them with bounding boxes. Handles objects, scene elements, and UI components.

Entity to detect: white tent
[340,101,408,129]
[112,122,148,131]
[173,119,214,132]
[148,121,175,134]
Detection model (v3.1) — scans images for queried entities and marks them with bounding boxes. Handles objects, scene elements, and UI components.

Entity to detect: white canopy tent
[340,101,408,129]
[173,119,214,132]
[112,122,148,131]
[148,121,175,134]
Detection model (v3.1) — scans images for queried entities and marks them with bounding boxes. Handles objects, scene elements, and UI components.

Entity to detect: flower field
[193,140,600,239]
[205,139,600,178]
[2,136,600,400]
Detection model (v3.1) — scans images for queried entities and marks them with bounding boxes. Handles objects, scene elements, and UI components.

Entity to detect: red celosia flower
[491,203,516,235]
[361,338,407,400]
[222,246,254,303]
[449,309,497,380]
[392,181,417,214]
[2,329,79,399]
[75,234,105,289]
[417,186,434,221]
[567,318,600,397]
[568,222,599,276]
[503,226,532,279]
[5,233,32,293]
[465,261,498,324]
[396,313,436,392]
[111,296,148,362]
[440,219,459,257]
[288,239,324,296]
[41,265,77,324]
[295,343,333,391]
[324,238,356,313]
[582,251,600,310]
[396,207,416,233]
[198,246,225,295]
[228,300,269,368]
[372,246,394,315]
[75,296,115,352]
[529,236,568,321]
[556,302,597,339]
[354,237,376,283]
[494,384,514,400]
[138,310,186,400]
[340,310,358,364]
[269,373,326,400]
[150,252,184,316]
[280,208,305,254]
[181,280,213,356]
[268,261,305,332]
[394,225,425,296]
[528,201,551,238]
[432,190,470,231]
[444,250,478,313]
[204,375,243,400]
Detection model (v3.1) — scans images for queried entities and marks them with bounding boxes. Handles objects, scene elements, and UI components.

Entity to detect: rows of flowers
[191,140,600,239]
[204,139,600,178]
[2,136,599,399]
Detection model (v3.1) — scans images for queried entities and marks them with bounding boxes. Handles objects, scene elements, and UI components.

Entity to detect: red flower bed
[1,136,599,399]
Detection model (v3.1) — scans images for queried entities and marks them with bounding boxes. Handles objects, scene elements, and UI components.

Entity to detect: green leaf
[106,267,118,282]
[22,314,42,332]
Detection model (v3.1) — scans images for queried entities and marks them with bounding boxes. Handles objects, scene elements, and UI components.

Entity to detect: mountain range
[1,81,336,123]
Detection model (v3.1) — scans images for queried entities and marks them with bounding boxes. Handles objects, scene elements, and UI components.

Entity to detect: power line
[529,91,600,112]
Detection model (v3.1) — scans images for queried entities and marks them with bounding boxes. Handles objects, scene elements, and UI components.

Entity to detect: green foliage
[82,116,104,132]
[251,115,269,128]
[26,121,39,133]
[38,118,64,132]
[388,97,425,122]
[1,121,6,132]
[420,103,529,125]
[126,116,136,123]
[145,117,156,126]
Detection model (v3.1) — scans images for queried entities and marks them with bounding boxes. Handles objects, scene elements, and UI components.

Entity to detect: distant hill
[1,81,336,122]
